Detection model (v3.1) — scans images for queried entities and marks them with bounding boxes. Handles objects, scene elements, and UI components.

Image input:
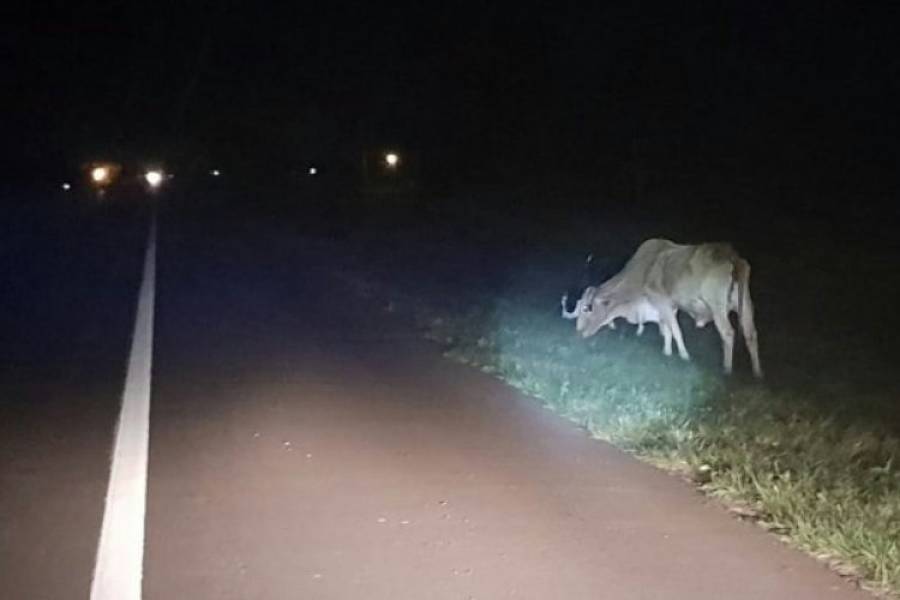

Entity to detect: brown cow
[568,239,763,378]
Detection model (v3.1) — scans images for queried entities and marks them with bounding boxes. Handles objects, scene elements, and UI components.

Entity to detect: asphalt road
[0,191,871,599]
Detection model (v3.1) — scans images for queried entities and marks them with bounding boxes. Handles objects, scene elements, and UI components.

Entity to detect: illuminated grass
[334,202,900,596]
[367,283,900,596]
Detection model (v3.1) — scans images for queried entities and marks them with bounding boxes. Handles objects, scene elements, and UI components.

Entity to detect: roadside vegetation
[415,297,900,596]
[339,192,900,597]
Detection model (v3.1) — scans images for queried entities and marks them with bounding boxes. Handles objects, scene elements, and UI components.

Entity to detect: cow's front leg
[669,315,691,361]
[712,310,735,374]
[666,310,691,360]
[636,320,644,335]
[661,321,673,356]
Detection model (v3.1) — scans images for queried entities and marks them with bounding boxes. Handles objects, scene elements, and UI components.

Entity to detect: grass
[338,206,900,597]
[413,294,900,595]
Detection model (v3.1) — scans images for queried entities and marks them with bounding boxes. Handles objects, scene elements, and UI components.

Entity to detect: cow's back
[648,242,739,309]
[604,238,681,296]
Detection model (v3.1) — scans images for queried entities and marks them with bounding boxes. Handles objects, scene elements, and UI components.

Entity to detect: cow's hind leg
[739,292,763,378]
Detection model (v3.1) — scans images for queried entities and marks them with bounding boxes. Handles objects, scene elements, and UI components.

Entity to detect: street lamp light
[144,170,164,187]
[385,152,399,168]
[91,166,110,184]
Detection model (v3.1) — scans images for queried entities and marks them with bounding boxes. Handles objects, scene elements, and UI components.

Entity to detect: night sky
[6,2,899,195]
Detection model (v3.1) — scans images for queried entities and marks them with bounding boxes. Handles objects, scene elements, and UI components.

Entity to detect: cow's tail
[733,256,763,378]
[733,257,750,320]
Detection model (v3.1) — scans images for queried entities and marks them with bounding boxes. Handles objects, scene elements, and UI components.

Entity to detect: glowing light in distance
[61,183,71,190]
[385,152,399,167]
[308,166,317,175]
[144,170,164,187]
[210,169,221,176]
[91,166,110,183]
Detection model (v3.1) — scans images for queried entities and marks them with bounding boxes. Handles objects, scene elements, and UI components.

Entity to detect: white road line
[90,215,157,600]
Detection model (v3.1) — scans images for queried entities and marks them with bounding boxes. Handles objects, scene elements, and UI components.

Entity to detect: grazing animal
[562,238,673,330]
[575,285,667,337]
[568,238,763,378]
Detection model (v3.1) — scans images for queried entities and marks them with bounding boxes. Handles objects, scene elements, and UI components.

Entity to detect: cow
[566,238,763,378]
[562,238,674,329]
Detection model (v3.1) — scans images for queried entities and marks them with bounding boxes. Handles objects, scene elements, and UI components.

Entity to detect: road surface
[0,192,869,599]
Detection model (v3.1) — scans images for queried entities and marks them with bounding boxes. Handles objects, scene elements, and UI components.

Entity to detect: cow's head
[561,252,628,325]
[574,286,619,338]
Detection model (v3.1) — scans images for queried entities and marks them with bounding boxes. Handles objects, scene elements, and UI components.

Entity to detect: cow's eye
[584,304,593,313]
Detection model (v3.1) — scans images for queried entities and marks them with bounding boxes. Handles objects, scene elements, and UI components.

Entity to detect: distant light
[144,170,164,187]
[210,169,221,177]
[308,166,317,176]
[91,166,110,183]
[61,182,71,191]
[385,152,399,167]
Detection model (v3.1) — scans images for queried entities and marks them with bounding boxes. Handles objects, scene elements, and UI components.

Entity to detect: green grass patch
[380,284,900,596]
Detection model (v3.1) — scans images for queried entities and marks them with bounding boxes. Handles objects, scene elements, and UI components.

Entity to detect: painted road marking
[90,215,157,600]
